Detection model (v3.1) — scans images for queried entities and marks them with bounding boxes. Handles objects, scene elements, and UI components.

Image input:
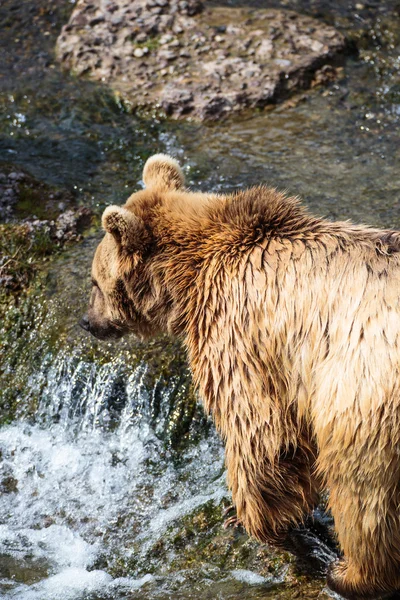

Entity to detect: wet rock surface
[0,168,76,224]
[56,0,349,121]
[0,171,25,222]
[0,168,92,295]
[0,209,92,295]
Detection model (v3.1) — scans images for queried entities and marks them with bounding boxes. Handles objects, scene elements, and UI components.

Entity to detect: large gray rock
[56,0,349,121]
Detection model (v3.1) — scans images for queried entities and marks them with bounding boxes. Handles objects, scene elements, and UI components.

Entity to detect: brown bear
[80,154,400,600]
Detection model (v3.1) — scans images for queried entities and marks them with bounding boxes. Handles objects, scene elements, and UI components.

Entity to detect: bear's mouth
[79,314,127,341]
[79,314,91,332]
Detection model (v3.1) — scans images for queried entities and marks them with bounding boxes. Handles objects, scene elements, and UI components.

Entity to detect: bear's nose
[79,314,91,332]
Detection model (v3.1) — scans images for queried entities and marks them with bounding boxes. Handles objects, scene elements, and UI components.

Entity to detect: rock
[133,47,148,57]
[56,1,350,121]
[161,86,194,116]
[136,32,148,43]
[312,64,340,87]
[0,171,25,222]
[9,172,24,181]
[20,208,92,245]
[0,168,76,225]
[90,15,105,26]
[54,207,93,243]
[159,33,173,45]
[158,49,178,61]
[0,206,93,297]
[256,39,273,59]
[0,475,18,494]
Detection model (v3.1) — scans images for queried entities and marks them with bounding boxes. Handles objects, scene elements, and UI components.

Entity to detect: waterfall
[0,351,226,599]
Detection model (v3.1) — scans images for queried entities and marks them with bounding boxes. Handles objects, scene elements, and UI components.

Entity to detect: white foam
[0,358,226,599]
[0,524,96,570]
[111,573,155,590]
[8,568,155,600]
[230,569,268,585]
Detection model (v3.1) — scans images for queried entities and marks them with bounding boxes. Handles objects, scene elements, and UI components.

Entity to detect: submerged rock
[0,167,93,297]
[0,168,76,225]
[0,209,92,296]
[53,208,93,243]
[56,1,349,121]
[0,171,25,223]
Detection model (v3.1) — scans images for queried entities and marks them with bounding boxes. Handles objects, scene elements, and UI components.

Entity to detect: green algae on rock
[56,0,349,121]
[102,496,331,600]
[0,164,94,302]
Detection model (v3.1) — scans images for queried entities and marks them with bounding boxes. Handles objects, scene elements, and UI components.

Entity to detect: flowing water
[1,0,400,598]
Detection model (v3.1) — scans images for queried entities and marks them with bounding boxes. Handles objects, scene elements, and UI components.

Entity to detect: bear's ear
[102,206,148,252]
[143,154,185,191]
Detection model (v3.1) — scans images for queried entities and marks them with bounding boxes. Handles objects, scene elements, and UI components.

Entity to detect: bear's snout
[79,314,91,332]
[79,312,127,340]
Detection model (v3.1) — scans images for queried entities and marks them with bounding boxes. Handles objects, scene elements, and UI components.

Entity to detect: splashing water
[0,354,227,599]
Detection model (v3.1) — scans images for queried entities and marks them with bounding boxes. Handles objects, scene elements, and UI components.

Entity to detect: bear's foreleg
[225,437,319,545]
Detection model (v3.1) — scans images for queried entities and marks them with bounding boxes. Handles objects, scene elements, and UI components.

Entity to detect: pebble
[159,49,178,61]
[9,172,24,180]
[90,15,105,26]
[160,33,173,45]
[133,46,148,57]
[136,32,148,42]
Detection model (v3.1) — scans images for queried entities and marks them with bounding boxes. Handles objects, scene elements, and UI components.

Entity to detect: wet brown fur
[85,154,400,600]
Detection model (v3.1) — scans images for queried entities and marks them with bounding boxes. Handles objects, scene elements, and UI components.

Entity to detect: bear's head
[79,153,186,341]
